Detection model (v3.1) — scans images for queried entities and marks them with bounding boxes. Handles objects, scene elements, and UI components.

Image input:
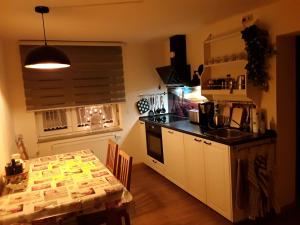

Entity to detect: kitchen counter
[139,114,276,145]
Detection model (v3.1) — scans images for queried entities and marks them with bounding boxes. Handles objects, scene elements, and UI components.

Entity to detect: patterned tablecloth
[0,150,131,225]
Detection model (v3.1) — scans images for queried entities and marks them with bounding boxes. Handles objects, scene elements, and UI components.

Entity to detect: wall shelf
[201,28,252,102]
[204,59,247,68]
[204,29,242,44]
[201,89,246,96]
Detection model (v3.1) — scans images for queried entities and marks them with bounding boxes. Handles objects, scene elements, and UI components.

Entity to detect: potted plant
[241,24,274,91]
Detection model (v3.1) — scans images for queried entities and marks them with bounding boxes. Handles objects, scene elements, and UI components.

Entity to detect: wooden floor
[130,163,300,225]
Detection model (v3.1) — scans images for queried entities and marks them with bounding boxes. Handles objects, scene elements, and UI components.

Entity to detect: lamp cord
[41,13,47,46]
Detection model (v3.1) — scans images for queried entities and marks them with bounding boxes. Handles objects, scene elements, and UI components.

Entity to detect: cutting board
[230,107,243,128]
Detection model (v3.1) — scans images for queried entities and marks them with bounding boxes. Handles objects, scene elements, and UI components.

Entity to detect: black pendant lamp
[25,6,71,69]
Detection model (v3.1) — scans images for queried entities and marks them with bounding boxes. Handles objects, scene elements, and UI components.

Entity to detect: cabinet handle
[139,122,144,125]
[204,141,212,145]
[152,160,157,164]
[168,130,174,134]
[194,138,202,142]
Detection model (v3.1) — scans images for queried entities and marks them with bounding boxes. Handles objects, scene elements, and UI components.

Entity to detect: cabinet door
[183,134,206,203]
[203,139,233,221]
[162,128,185,188]
[137,121,147,162]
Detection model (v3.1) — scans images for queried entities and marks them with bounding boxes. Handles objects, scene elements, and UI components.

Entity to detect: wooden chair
[115,150,133,225]
[106,139,119,175]
[116,150,133,191]
[15,135,29,160]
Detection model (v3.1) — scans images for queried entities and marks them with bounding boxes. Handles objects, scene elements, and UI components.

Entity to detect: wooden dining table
[0,149,133,225]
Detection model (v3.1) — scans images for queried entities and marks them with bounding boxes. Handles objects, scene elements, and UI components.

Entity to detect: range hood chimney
[156,35,191,87]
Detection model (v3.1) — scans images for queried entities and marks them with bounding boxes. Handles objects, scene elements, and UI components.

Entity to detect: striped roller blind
[19,44,125,111]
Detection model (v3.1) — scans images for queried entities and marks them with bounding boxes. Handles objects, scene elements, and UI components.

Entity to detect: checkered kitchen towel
[136,98,150,114]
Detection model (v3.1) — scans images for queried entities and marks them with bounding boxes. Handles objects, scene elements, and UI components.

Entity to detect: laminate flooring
[130,163,300,225]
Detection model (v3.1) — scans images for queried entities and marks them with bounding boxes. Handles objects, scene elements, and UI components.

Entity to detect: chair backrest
[15,135,29,160]
[106,139,119,175]
[116,150,133,190]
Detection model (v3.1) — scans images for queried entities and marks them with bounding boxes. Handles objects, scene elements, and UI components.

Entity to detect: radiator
[51,134,115,163]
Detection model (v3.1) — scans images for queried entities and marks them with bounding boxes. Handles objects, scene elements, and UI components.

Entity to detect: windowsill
[37,127,123,144]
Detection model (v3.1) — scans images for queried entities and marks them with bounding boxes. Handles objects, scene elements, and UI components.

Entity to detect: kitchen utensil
[230,107,243,128]
[153,96,157,114]
[160,96,166,113]
[148,96,154,117]
[236,75,245,90]
[136,98,150,114]
[197,64,204,77]
[155,95,161,114]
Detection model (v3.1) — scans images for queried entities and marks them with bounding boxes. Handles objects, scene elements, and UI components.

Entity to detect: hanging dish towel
[136,98,150,114]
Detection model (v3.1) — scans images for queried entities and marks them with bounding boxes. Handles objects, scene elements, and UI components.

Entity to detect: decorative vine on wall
[241,24,274,91]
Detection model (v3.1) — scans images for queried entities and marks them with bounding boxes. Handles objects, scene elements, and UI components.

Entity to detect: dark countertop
[139,115,276,146]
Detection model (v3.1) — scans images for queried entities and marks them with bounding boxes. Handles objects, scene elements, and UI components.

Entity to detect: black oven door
[145,123,164,163]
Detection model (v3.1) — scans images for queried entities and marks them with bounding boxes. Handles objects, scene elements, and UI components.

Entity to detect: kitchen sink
[205,128,253,140]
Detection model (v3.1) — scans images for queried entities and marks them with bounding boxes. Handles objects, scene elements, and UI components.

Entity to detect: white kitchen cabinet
[162,127,186,189]
[203,139,233,221]
[139,120,275,222]
[183,134,206,203]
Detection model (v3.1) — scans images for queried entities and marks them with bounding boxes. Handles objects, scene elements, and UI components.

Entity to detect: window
[35,103,121,141]
[19,44,125,110]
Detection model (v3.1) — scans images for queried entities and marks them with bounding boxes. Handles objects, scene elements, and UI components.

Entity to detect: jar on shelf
[225,74,235,90]
[236,75,246,90]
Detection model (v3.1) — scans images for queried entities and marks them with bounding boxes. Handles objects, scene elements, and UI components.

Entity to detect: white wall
[0,41,15,173]
[2,40,38,158]
[119,43,167,162]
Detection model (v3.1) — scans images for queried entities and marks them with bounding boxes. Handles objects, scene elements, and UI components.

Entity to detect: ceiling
[0,0,278,43]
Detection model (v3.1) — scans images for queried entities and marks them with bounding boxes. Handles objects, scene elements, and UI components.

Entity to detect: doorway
[276,35,297,207]
[296,36,300,206]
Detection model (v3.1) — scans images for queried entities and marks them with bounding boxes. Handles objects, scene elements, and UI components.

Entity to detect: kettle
[198,102,214,129]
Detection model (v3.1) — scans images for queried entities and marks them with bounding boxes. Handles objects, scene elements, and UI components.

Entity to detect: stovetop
[146,114,188,124]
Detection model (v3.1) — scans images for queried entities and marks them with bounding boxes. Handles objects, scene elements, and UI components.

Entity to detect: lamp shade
[24,45,71,69]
